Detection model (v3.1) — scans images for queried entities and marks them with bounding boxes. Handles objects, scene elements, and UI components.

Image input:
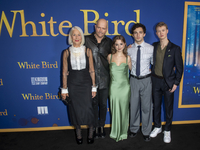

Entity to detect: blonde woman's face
[71,29,82,47]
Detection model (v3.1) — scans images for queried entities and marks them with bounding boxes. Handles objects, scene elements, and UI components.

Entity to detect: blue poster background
[0,0,200,131]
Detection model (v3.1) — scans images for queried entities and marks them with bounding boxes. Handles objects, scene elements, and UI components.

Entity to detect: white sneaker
[163,131,171,143]
[150,127,162,138]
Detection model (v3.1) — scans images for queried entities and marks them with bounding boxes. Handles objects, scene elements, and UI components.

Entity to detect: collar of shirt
[132,41,145,48]
[129,41,152,76]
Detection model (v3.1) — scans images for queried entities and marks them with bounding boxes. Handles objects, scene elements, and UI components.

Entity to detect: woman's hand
[92,92,96,98]
[61,93,69,100]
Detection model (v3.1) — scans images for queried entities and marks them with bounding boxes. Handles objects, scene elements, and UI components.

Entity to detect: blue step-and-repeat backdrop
[0,0,200,132]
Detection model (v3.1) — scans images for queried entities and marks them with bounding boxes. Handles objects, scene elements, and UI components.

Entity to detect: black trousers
[92,88,109,127]
[152,76,174,131]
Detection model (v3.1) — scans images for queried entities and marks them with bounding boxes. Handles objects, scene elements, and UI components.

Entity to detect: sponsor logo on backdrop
[17,61,58,69]
[0,79,3,86]
[37,106,48,115]
[0,9,140,38]
[21,93,60,100]
[0,109,8,116]
[31,77,48,85]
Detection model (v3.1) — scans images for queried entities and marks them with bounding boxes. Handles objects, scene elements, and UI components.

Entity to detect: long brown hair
[111,35,128,57]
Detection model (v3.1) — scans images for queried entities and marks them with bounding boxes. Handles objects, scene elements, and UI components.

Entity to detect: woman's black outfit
[66,49,94,126]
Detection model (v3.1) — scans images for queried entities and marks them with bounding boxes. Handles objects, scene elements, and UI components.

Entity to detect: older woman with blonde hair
[61,26,97,144]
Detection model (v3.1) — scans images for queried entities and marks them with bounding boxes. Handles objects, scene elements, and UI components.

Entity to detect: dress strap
[110,54,113,63]
[126,56,128,64]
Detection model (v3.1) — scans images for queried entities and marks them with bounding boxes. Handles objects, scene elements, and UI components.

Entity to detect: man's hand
[128,44,132,48]
[169,84,177,93]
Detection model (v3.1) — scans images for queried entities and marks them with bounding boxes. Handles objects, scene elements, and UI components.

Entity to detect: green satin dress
[109,54,130,142]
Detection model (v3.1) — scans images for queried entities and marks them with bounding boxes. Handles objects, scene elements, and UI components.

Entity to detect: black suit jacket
[152,40,183,89]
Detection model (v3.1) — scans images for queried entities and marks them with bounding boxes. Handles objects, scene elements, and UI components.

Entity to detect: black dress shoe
[129,132,137,137]
[87,137,94,144]
[143,135,151,142]
[99,127,106,138]
[76,137,83,144]
[93,127,99,139]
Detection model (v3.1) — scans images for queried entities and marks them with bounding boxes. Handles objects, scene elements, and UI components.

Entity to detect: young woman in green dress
[107,35,132,142]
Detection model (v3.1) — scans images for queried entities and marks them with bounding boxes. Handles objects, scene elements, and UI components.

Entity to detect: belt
[152,73,164,79]
[130,74,151,80]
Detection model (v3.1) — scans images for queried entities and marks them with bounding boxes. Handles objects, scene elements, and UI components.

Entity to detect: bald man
[85,19,112,139]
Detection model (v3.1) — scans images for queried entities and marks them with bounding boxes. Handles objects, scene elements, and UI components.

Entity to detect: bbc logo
[37,106,48,115]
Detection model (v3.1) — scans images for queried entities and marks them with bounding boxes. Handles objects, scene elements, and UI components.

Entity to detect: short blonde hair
[156,22,168,31]
[68,26,85,46]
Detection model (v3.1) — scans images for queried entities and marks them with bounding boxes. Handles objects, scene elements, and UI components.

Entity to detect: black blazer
[152,40,183,89]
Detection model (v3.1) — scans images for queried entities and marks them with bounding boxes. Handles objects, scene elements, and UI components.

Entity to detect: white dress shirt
[128,41,153,76]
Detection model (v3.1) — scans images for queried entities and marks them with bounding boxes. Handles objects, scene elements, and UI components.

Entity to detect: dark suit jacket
[152,40,183,89]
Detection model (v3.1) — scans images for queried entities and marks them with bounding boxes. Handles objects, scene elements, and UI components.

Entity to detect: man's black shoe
[99,127,106,138]
[143,135,151,142]
[129,132,137,137]
[93,127,99,139]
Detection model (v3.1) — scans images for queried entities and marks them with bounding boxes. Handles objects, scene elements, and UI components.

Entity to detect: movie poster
[179,2,200,108]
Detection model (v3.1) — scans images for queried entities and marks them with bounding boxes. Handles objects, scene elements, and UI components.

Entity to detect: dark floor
[1,123,200,150]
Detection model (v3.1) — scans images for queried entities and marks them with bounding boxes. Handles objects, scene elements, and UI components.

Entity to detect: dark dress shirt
[85,32,112,89]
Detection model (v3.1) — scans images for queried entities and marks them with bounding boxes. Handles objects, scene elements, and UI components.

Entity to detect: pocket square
[168,55,171,57]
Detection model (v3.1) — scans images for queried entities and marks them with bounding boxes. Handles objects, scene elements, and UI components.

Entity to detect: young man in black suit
[150,22,183,143]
